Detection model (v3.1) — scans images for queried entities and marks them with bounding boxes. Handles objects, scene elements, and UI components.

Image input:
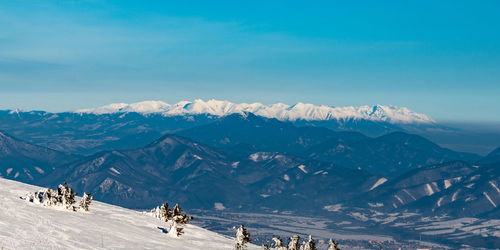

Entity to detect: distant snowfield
[0,178,259,250]
[75,99,434,124]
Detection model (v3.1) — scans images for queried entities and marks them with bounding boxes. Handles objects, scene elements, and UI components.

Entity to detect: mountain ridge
[304,131,481,177]
[0,131,76,183]
[74,99,435,124]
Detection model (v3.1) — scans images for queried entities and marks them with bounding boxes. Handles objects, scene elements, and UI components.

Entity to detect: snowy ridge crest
[76,99,434,124]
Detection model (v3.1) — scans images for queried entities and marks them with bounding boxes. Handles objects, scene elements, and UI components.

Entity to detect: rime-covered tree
[234,225,251,250]
[288,235,300,250]
[161,202,172,221]
[270,237,286,250]
[169,220,183,237]
[171,203,193,225]
[327,239,340,250]
[58,182,76,209]
[168,203,193,237]
[148,202,194,237]
[47,188,59,206]
[300,235,316,250]
[151,202,173,222]
[39,188,58,206]
[172,203,181,216]
[79,192,93,211]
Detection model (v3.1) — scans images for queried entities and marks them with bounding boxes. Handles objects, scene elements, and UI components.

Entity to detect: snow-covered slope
[76,99,434,124]
[0,177,258,250]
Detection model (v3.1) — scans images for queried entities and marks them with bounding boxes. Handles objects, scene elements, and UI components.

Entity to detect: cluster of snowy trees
[265,235,339,250]
[233,225,340,250]
[263,235,338,250]
[23,182,93,212]
[150,201,194,237]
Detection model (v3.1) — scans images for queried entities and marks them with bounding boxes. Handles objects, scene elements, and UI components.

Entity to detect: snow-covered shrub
[58,182,76,209]
[148,202,193,237]
[171,203,194,236]
[288,235,300,250]
[234,224,251,250]
[327,239,340,250]
[79,192,94,211]
[262,234,335,250]
[150,202,172,222]
[300,235,316,250]
[271,237,286,250]
[22,182,81,211]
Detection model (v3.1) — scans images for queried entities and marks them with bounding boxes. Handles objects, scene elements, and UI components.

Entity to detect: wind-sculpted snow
[76,99,434,124]
[0,177,259,250]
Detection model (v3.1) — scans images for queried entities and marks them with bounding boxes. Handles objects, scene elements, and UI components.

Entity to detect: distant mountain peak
[487,147,500,156]
[75,99,434,124]
[480,146,500,164]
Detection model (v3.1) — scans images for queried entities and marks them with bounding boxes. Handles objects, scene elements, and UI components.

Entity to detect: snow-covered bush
[150,202,172,221]
[288,235,300,250]
[262,234,337,250]
[79,192,94,211]
[327,239,339,250]
[169,203,193,237]
[271,237,287,250]
[22,182,79,211]
[300,235,316,250]
[58,182,76,209]
[234,224,251,250]
[148,202,193,237]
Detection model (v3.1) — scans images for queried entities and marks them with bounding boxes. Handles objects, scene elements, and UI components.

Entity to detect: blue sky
[0,0,499,122]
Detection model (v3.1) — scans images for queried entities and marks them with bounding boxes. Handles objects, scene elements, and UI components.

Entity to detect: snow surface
[483,192,497,208]
[323,204,343,212]
[369,177,387,191]
[452,190,460,202]
[283,174,290,181]
[444,179,451,189]
[489,181,500,194]
[248,152,277,162]
[0,177,259,250]
[75,99,434,124]
[297,165,308,174]
[214,202,226,211]
[425,183,435,195]
[437,197,444,207]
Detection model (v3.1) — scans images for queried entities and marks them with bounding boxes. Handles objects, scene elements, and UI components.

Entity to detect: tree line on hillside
[234,225,340,250]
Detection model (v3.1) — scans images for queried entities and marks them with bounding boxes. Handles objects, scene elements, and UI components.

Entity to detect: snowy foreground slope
[0,177,259,250]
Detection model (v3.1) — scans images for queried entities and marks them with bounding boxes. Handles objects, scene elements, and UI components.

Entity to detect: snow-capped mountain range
[76,99,434,124]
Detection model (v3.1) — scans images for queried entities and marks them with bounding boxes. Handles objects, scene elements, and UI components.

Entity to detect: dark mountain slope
[0,110,216,155]
[0,131,76,183]
[306,132,480,177]
[40,135,248,209]
[294,116,402,137]
[360,161,500,218]
[176,112,368,154]
[480,147,500,164]
[250,159,380,212]
[38,132,382,212]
